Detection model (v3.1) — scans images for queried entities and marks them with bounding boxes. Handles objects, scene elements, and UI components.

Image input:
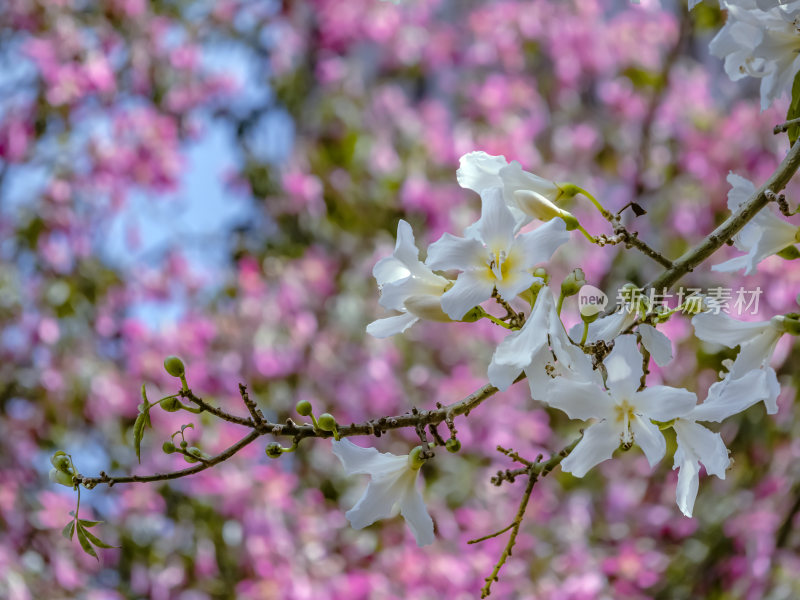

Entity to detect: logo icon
[578,285,608,317]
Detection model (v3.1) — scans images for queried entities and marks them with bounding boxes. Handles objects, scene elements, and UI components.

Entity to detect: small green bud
[533,267,549,283]
[408,445,427,470]
[265,442,283,459]
[445,438,461,453]
[777,245,800,260]
[50,451,72,473]
[295,400,313,417]
[187,447,209,460]
[180,440,188,449]
[561,268,586,298]
[183,454,198,463]
[581,310,600,324]
[49,468,74,487]
[317,413,337,432]
[162,397,182,412]
[461,306,486,323]
[163,355,185,378]
[162,441,176,454]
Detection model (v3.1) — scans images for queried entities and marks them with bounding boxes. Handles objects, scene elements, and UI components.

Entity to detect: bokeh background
[3,0,800,598]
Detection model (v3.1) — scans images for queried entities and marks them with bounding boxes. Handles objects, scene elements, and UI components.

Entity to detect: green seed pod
[183,454,198,463]
[49,468,74,487]
[265,442,283,459]
[162,441,176,454]
[163,355,185,378]
[161,397,183,412]
[408,445,427,470]
[317,413,337,432]
[445,438,461,453]
[295,400,313,417]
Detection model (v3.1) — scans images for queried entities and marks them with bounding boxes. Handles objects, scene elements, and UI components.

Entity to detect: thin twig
[478,435,583,598]
[238,383,266,430]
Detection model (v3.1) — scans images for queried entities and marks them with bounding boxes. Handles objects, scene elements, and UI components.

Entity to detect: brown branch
[476,435,583,598]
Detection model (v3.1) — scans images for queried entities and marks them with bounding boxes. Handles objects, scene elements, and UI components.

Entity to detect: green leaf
[181,423,194,434]
[133,412,147,464]
[62,520,75,541]
[76,525,99,561]
[140,384,152,428]
[786,70,800,147]
[80,525,117,549]
[78,519,103,528]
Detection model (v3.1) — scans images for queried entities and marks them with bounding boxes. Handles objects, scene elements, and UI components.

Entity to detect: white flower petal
[494,270,535,305]
[730,325,783,376]
[711,254,750,273]
[515,217,569,267]
[691,312,771,347]
[638,323,673,367]
[425,233,486,272]
[475,187,516,255]
[725,172,756,212]
[439,270,494,320]
[546,379,615,420]
[498,160,561,202]
[399,480,435,547]
[674,420,730,479]
[674,452,701,518]
[633,385,697,422]
[366,312,419,338]
[456,151,507,193]
[605,335,644,399]
[691,368,774,422]
[560,420,620,477]
[345,473,412,530]
[332,439,408,476]
[630,416,667,468]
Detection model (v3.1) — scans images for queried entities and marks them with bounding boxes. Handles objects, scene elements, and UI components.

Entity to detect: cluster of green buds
[49,451,75,487]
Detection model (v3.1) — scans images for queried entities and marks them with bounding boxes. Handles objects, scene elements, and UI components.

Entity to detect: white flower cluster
[331,151,797,548]
[703,0,800,110]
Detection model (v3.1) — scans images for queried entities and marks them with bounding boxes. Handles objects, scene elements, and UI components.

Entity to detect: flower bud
[561,268,586,298]
[49,468,74,487]
[295,400,313,417]
[445,438,461,453]
[513,190,579,230]
[265,442,283,459]
[180,440,188,449]
[784,317,800,336]
[533,268,549,284]
[162,441,176,454]
[408,445,427,470]
[317,413,337,432]
[163,356,185,378]
[50,451,72,473]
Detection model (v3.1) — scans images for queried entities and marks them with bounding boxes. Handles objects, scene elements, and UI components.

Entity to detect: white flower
[488,286,598,397]
[672,418,730,518]
[691,310,785,413]
[672,368,769,517]
[456,151,572,228]
[332,438,434,547]
[367,220,451,338]
[546,335,696,477]
[710,1,800,109]
[711,174,798,275]
[425,187,569,320]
